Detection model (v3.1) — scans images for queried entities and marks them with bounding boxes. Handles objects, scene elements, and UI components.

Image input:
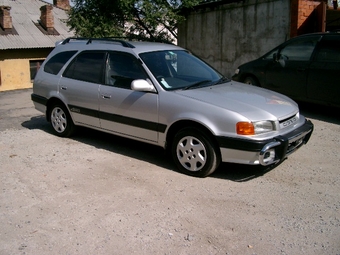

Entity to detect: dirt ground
[0,89,339,255]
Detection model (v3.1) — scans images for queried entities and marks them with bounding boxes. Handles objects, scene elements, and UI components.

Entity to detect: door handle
[102,94,111,99]
[60,86,67,90]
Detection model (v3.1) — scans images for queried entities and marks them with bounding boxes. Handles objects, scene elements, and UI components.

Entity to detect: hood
[175,81,298,121]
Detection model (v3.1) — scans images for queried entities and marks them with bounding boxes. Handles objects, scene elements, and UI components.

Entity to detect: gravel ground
[0,89,339,255]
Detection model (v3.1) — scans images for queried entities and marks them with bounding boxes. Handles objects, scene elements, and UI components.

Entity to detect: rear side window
[315,36,340,62]
[44,51,77,75]
[63,51,106,84]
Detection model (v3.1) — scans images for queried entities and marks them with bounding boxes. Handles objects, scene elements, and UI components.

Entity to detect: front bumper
[218,119,314,166]
[258,120,313,165]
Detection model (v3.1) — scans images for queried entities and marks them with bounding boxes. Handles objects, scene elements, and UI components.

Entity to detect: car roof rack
[61,37,135,48]
[109,36,174,45]
[61,36,174,47]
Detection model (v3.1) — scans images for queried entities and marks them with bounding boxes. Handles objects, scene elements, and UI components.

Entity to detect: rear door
[307,35,340,106]
[264,35,321,100]
[99,52,159,142]
[60,51,106,128]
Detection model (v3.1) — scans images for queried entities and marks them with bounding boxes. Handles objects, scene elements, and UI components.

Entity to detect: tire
[171,128,220,177]
[243,76,259,86]
[49,104,75,137]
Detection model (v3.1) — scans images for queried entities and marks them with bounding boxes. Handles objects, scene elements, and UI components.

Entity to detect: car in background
[31,38,313,177]
[232,32,340,108]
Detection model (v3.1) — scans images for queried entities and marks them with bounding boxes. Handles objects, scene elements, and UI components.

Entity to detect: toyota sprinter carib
[31,38,314,177]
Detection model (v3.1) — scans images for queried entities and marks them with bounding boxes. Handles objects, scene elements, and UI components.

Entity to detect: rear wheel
[49,104,75,137]
[243,76,259,86]
[171,128,220,177]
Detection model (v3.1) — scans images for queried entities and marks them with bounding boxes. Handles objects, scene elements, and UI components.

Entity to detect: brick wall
[40,5,54,32]
[0,6,12,30]
[53,0,70,10]
[290,0,325,37]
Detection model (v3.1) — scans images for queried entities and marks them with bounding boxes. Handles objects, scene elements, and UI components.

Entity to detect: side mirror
[273,53,286,67]
[131,79,157,93]
[278,58,286,67]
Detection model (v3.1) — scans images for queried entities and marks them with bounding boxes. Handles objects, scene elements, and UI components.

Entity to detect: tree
[67,0,200,42]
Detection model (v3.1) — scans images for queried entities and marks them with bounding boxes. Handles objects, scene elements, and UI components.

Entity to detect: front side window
[140,50,222,90]
[63,51,106,84]
[279,36,320,61]
[105,52,148,88]
[44,51,77,75]
[263,48,279,60]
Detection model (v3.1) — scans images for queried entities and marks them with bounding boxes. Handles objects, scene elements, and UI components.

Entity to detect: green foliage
[67,0,200,42]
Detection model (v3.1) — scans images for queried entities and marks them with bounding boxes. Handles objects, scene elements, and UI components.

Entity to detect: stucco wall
[178,0,291,78]
[0,48,51,91]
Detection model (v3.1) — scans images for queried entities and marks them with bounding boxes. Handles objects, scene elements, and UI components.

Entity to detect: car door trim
[68,104,166,133]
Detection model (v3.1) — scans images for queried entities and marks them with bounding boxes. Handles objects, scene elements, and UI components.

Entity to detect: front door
[265,35,321,100]
[99,52,159,142]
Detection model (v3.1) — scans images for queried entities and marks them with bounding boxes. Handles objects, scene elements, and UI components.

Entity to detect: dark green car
[232,32,340,108]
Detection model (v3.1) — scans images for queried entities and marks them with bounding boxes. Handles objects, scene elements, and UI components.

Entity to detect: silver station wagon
[31,38,314,177]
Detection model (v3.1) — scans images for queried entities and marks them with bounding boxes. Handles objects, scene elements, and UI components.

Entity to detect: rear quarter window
[44,51,77,75]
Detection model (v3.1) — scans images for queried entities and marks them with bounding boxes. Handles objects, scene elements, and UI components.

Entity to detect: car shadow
[22,116,280,182]
[76,128,280,181]
[211,162,279,182]
[297,101,340,125]
[75,126,175,170]
[21,115,50,131]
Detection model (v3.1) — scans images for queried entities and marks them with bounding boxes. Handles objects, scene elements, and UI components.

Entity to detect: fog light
[262,149,275,164]
[259,141,281,165]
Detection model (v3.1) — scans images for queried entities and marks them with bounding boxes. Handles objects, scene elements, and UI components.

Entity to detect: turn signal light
[236,122,255,135]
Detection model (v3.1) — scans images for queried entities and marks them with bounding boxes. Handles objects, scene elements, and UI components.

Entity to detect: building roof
[0,0,74,50]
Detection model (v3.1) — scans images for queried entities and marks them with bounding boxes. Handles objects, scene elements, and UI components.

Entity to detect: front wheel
[243,76,259,86]
[171,128,220,177]
[49,104,75,137]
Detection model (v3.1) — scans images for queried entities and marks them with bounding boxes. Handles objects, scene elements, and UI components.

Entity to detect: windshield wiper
[213,77,230,85]
[183,80,212,90]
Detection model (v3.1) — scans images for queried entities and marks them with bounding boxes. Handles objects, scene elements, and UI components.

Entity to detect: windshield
[139,50,224,90]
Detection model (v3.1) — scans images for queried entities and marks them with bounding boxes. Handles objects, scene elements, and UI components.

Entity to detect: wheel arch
[240,73,261,87]
[165,120,221,156]
[46,97,69,122]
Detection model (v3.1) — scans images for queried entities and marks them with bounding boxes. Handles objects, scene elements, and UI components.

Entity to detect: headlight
[253,120,274,134]
[234,68,240,75]
[237,121,274,135]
